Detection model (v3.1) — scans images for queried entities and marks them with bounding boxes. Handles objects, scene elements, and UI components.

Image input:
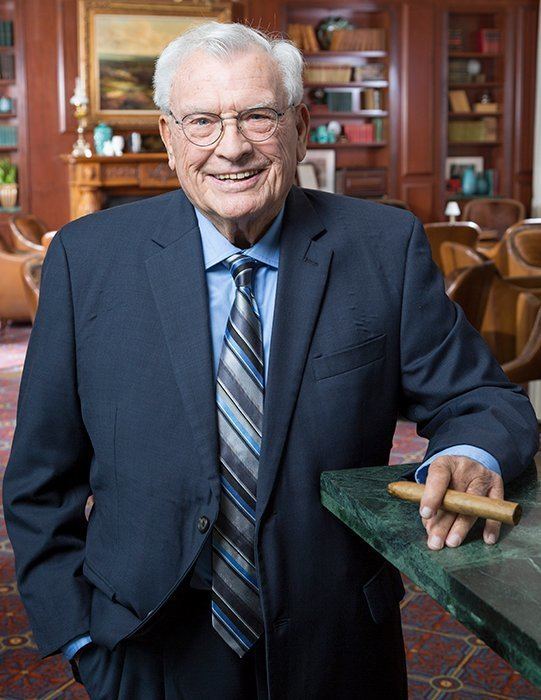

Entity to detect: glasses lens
[182,113,222,145]
[239,108,278,141]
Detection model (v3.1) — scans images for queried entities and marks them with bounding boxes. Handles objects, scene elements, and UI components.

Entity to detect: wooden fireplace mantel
[61,153,179,220]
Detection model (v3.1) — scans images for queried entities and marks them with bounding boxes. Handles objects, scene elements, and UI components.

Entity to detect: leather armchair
[0,238,39,327]
[447,261,541,384]
[462,198,526,242]
[9,213,48,253]
[424,221,480,270]
[440,241,486,280]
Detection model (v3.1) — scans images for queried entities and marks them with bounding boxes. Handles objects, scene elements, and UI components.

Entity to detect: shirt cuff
[61,634,92,660]
[414,445,501,484]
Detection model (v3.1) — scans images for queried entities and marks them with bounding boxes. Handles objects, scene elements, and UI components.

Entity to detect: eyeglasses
[168,106,295,147]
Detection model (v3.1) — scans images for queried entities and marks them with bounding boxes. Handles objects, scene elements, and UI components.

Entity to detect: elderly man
[4,21,537,700]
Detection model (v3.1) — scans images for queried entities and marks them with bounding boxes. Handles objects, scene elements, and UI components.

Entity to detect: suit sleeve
[398,218,538,483]
[2,230,93,657]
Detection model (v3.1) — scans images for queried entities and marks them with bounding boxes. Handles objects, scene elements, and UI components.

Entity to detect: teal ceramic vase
[93,122,113,155]
[461,166,477,196]
[476,172,490,196]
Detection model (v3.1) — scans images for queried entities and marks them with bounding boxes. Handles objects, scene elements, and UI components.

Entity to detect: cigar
[387,481,522,526]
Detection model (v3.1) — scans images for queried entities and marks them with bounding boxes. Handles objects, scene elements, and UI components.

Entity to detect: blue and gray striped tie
[211,253,265,657]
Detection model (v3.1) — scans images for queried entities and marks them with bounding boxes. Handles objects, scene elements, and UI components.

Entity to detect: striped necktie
[211,253,265,657]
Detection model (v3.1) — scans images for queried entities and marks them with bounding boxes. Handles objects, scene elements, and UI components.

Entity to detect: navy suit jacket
[3,187,537,697]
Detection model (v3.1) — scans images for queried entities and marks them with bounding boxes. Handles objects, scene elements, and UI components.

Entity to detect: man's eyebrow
[176,102,279,114]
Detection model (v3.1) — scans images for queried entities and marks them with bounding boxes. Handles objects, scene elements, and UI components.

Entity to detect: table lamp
[444,200,461,223]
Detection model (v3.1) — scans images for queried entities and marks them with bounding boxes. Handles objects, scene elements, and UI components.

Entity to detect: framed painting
[300,149,336,193]
[78,0,232,126]
[445,156,484,181]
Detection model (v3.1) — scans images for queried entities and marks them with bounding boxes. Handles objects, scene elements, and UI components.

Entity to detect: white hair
[153,22,304,113]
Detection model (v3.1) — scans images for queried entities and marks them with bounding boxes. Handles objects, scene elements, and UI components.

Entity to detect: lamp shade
[445,201,461,218]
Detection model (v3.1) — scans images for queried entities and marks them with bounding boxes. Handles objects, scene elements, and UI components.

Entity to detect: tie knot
[224,253,259,289]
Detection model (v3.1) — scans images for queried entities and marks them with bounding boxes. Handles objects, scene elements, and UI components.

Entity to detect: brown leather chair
[482,219,541,277]
[0,238,37,327]
[447,261,541,384]
[462,198,526,242]
[21,255,43,323]
[9,213,48,253]
[440,241,486,279]
[424,221,481,270]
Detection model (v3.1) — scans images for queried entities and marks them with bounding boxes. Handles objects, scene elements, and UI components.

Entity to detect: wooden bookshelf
[445,9,507,204]
[285,6,394,197]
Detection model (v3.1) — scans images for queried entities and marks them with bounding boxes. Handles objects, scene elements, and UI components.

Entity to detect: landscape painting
[95,14,204,112]
[79,1,232,126]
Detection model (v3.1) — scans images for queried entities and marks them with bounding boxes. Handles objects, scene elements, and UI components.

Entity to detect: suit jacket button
[197,516,210,533]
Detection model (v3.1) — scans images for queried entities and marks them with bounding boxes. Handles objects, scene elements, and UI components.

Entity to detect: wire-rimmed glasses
[168,106,295,147]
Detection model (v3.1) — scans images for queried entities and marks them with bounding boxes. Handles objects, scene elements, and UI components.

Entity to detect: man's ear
[158,115,176,170]
[295,103,310,163]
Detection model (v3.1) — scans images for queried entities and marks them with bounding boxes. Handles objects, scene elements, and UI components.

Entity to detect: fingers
[423,510,478,550]
[483,480,504,545]
[419,456,505,549]
[419,459,451,520]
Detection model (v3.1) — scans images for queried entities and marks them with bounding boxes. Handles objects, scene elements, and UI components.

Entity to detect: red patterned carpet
[0,325,539,699]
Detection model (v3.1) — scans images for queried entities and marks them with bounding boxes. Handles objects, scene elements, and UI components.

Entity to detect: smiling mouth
[212,168,263,182]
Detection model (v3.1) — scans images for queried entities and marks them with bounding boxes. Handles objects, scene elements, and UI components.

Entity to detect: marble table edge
[320,482,541,690]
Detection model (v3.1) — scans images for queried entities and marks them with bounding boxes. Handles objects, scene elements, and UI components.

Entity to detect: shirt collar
[195,205,283,271]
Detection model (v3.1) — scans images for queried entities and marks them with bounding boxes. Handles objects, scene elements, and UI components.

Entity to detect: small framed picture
[445,156,484,181]
[300,149,336,193]
[296,162,319,189]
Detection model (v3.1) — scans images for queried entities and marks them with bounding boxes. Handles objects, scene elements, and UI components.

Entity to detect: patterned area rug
[0,325,539,699]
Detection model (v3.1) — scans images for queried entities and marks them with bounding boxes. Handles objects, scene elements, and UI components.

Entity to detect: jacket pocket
[83,559,141,619]
[363,563,405,624]
[313,334,386,381]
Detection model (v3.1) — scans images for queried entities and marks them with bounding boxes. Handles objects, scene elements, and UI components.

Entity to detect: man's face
[159,49,309,234]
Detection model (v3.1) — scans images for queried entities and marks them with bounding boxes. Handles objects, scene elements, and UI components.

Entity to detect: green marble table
[321,459,541,688]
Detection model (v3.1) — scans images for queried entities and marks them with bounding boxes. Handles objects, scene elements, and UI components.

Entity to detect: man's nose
[213,118,253,160]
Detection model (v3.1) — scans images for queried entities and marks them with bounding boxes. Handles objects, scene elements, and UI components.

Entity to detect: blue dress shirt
[61,208,500,660]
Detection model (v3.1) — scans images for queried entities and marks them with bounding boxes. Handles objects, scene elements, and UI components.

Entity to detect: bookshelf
[0,0,27,238]
[445,10,507,203]
[285,7,394,198]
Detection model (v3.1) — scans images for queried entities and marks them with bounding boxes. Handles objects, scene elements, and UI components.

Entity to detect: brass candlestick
[70,78,92,158]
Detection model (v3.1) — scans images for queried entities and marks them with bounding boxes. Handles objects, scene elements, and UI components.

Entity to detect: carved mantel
[61,153,179,220]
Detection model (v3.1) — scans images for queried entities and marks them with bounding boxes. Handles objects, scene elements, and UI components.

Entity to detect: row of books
[304,63,387,84]
[449,90,499,113]
[362,89,383,110]
[448,117,498,142]
[0,125,17,146]
[304,64,352,83]
[477,29,501,54]
[0,21,13,47]
[448,27,501,53]
[329,28,385,52]
[449,59,494,85]
[343,120,384,144]
[287,24,386,53]
[0,54,14,80]
[287,24,319,53]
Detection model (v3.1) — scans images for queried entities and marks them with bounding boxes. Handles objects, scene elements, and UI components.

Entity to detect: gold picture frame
[78,0,232,127]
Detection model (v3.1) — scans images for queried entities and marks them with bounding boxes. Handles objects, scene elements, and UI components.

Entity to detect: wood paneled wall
[23,0,77,229]
[20,0,538,229]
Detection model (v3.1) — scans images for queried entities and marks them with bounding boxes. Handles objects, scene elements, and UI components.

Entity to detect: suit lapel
[256,187,333,522]
[145,191,220,494]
